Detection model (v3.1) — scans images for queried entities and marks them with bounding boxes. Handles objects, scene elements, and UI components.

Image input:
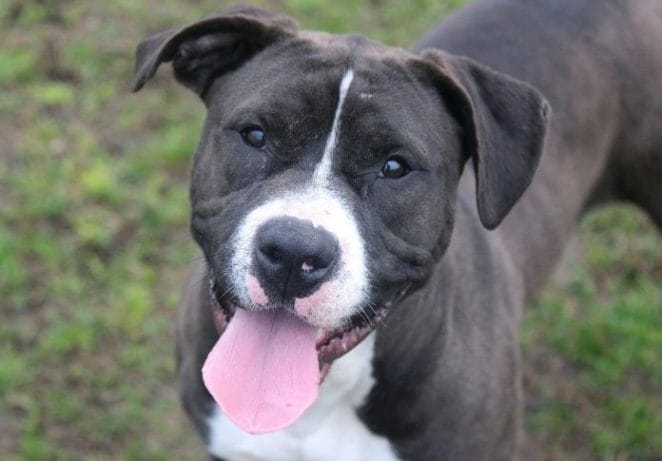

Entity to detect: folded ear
[132,6,298,97]
[419,50,550,229]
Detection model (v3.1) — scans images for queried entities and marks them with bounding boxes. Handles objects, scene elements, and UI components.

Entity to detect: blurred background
[1,0,659,459]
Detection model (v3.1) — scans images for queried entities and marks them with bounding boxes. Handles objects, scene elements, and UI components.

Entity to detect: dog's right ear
[132,6,298,97]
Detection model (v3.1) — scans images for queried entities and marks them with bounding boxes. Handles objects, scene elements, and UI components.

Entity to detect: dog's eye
[380,157,410,179]
[239,126,266,149]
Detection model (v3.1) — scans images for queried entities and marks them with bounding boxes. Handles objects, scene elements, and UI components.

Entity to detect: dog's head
[134,5,548,433]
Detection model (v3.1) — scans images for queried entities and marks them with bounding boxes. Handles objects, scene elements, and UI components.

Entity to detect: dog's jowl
[133,1,662,459]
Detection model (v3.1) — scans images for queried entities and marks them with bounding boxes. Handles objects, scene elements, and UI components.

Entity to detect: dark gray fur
[133,1,662,459]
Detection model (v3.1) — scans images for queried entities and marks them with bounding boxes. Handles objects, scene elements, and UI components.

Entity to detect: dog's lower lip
[315,307,390,364]
[209,282,236,333]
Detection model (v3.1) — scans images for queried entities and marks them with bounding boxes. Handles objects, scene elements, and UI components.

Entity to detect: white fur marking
[229,67,367,328]
[230,189,368,329]
[206,335,400,461]
[313,69,354,186]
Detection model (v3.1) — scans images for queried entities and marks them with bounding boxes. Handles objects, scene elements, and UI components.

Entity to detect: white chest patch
[206,335,400,461]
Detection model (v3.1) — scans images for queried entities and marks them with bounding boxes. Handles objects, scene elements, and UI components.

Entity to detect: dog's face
[134,5,548,433]
[191,36,465,329]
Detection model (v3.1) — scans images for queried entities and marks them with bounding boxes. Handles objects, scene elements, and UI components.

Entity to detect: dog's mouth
[203,277,408,435]
[208,280,398,378]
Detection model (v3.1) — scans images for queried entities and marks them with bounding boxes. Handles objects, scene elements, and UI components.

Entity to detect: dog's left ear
[132,6,298,97]
[418,50,550,230]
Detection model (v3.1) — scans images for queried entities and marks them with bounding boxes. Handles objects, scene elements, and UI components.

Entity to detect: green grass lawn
[1,1,660,459]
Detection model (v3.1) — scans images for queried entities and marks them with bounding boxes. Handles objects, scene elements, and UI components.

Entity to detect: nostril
[260,243,282,264]
[301,258,315,273]
[261,249,335,274]
[312,248,336,270]
[299,251,335,272]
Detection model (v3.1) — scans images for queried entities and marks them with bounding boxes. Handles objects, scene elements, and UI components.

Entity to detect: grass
[1,0,659,459]
[521,206,661,459]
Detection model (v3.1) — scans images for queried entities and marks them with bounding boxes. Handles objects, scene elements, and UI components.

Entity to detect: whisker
[361,293,390,327]
[217,284,234,301]
[191,274,208,288]
[358,305,372,325]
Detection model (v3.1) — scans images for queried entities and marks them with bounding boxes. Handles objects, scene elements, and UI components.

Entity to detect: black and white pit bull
[132,1,662,459]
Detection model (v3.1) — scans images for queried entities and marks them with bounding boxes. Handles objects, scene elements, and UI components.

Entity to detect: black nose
[254,217,339,300]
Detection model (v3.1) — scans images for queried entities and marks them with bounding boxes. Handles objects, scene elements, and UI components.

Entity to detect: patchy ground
[1,1,659,459]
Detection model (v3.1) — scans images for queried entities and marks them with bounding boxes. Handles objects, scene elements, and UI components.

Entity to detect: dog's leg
[176,259,221,454]
[616,150,662,229]
[588,1,662,230]
[585,129,662,230]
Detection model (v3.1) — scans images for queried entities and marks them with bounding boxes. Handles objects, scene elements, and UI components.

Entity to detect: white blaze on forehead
[313,68,355,186]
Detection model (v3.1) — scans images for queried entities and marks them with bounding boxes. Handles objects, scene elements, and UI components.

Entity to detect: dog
[132,1,662,459]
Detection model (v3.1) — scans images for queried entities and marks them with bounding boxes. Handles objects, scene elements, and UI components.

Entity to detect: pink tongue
[202,308,320,434]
